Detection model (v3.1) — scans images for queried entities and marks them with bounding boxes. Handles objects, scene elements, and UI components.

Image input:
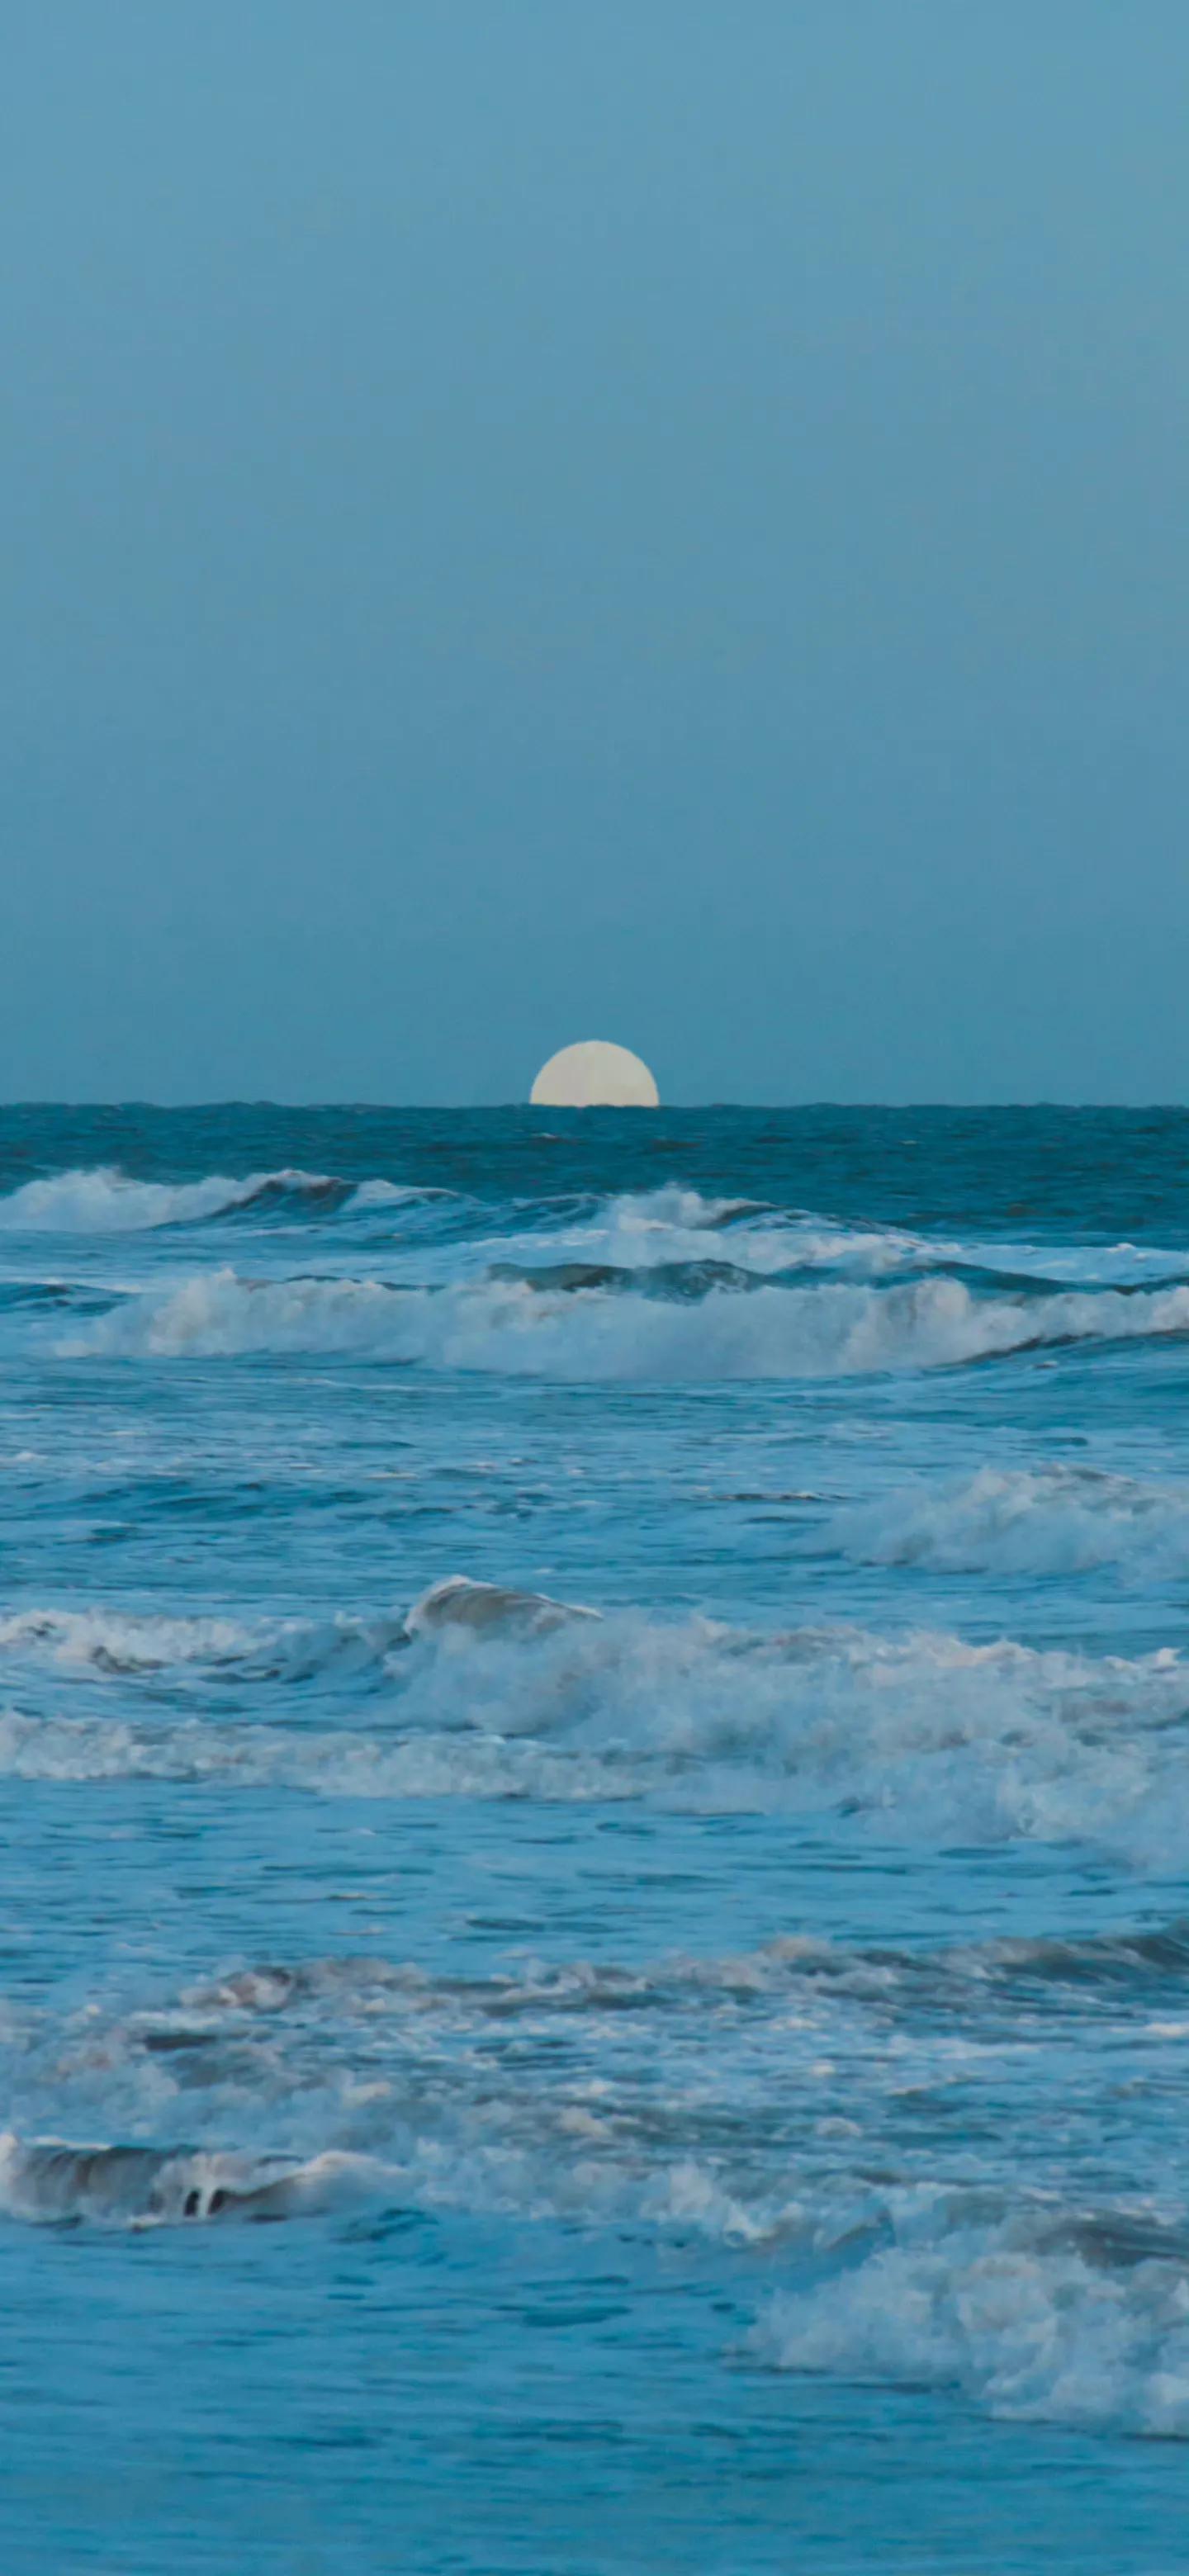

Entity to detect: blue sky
[4,4,1188,1101]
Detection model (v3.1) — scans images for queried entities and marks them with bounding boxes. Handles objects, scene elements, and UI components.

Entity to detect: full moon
[530,1040,660,1108]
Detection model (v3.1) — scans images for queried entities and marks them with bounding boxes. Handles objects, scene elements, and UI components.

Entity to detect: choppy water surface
[2,1105,1189,2573]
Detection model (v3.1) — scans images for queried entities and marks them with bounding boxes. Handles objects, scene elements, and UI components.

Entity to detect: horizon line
[2,1098,1187,1116]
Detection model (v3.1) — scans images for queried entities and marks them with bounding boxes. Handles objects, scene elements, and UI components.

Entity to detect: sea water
[0,1104,1187,2573]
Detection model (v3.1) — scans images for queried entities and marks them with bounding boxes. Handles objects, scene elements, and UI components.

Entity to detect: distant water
[2,1104,1189,2573]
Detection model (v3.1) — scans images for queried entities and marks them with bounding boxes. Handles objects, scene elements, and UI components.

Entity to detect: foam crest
[60,1264,1189,1376]
[388,1612,1189,1853]
[541,1187,916,1268]
[0,1580,594,1684]
[2,1602,1187,1855]
[167,1916,1189,2035]
[0,1602,410,1683]
[0,1166,335,1232]
[473,1188,926,1286]
[0,2133,379,2227]
[0,1706,627,1803]
[827,1464,1189,1579]
[0,1606,259,1674]
[754,2185,1189,2436]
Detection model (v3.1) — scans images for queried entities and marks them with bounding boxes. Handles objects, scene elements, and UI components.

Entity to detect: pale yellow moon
[530,1039,660,1108]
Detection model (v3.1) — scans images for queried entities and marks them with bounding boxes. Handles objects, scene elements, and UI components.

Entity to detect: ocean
[1,1102,1187,2573]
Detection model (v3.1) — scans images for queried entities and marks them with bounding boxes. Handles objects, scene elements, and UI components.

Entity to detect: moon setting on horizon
[529,1040,660,1107]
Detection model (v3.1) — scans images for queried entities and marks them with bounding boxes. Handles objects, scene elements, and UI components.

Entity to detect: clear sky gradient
[4,4,1188,1102]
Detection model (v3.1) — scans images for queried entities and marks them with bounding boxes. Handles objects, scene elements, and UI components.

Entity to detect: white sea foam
[336,1187,930,1295]
[0,1607,259,1672]
[0,1167,334,1232]
[827,1464,1189,1579]
[957,1238,1189,1289]
[753,2185,1189,2436]
[0,1602,410,1683]
[174,1920,1189,2022]
[2,1600,1187,1856]
[0,1579,594,1683]
[5,1916,1187,2411]
[59,1264,1189,1377]
[489,1188,925,1280]
[0,1705,629,1803]
[0,1165,935,1272]
[9,1934,1189,2433]
[0,2133,381,2227]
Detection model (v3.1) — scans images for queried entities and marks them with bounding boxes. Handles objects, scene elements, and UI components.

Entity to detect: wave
[0,1167,944,1282]
[0,1169,767,1248]
[0,1166,346,1233]
[752,2183,1189,2436]
[0,1580,590,1683]
[0,1704,628,1803]
[175,1916,1189,2025]
[952,1919,1189,1991]
[825,1464,1189,1579]
[478,1188,928,1281]
[0,2133,381,2227]
[10,1912,1189,2444]
[3,1585,1188,1856]
[405,1574,599,1637]
[10,1164,1189,1309]
[0,1603,410,1683]
[58,1263,1189,1377]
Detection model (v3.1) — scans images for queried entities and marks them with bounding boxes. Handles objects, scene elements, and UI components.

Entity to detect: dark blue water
[2,1106,1188,2573]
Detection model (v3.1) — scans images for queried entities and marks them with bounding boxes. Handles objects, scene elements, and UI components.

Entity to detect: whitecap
[825,1463,1189,1580]
[59,1264,1189,1379]
[752,2183,1189,2436]
[0,1166,334,1233]
[2,1603,1187,1858]
[0,2133,383,2227]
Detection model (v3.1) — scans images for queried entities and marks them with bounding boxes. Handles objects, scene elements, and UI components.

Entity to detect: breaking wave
[0,1166,342,1232]
[753,2185,1189,2436]
[58,1263,1189,1377]
[8,1913,1189,2451]
[826,1464,1189,1579]
[0,2134,381,2227]
[471,1188,930,1283]
[171,1917,1189,2024]
[3,1580,1189,1857]
[0,1580,587,1684]
[0,1602,410,1683]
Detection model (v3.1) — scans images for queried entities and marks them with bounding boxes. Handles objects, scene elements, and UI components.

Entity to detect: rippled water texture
[2,1105,1189,2572]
